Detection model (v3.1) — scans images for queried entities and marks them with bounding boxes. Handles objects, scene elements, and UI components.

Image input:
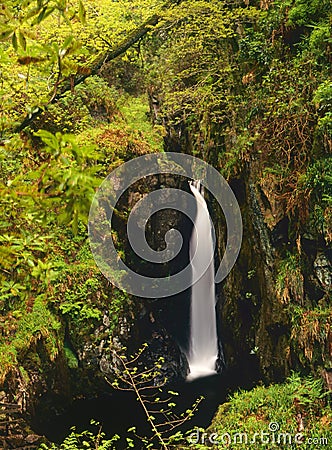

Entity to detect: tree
[0,0,174,136]
[108,344,202,449]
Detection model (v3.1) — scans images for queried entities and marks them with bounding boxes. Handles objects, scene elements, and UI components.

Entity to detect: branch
[114,350,170,450]
[13,13,160,133]
[108,345,200,449]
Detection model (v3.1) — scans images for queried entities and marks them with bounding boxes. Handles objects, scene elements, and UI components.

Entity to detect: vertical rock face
[215,178,290,385]
[96,171,192,383]
[163,122,331,386]
[213,170,331,385]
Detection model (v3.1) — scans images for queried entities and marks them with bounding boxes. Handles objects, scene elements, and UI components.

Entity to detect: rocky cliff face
[218,172,331,384]
[163,117,331,387]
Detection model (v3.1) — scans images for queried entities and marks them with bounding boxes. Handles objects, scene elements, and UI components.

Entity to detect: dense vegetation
[0,0,331,448]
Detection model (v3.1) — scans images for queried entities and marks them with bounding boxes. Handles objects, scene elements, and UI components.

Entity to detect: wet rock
[99,312,189,385]
[259,174,286,230]
[139,329,189,384]
[248,182,274,267]
[314,252,332,289]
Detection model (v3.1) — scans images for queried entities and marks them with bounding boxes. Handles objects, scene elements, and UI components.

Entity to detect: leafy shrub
[75,76,119,122]
[286,0,331,27]
[313,81,332,114]
[39,422,120,450]
[239,30,272,66]
[204,374,331,450]
[290,305,332,366]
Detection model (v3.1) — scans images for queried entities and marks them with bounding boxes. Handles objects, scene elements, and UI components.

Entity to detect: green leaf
[62,35,74,50]
[12,32,18,50]
[33,6,55,25]
[34,130,60,151]
[78,0,87,25]
[0,29,13,40]
[168,390,179,396]
[18,31,27,50]
[36,7,47,24]
[25,7,42,20]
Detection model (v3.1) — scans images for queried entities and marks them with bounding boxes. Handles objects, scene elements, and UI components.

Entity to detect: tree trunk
[14,14,160,133]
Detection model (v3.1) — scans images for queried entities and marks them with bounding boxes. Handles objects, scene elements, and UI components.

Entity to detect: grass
[198,374,332,450]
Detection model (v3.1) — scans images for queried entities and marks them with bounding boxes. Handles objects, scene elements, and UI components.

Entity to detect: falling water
[187,181,218,381]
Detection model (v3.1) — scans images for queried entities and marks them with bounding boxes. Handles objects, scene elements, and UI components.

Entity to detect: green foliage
[148,0,331,234]
[276,253,303,305]
[308,23,332,61]
[0,1,331,447]
[64,344,79,369]
[303,158,332,190]
[238,30,272,67]
[290,305,332,366]
[34,76,120,134]
[76,77,119,123]
[107,289,132,334]
[38,374,332,449]
[297,158,332,237]
[60,301,101,323]
[118,95,164,152]
[109,345,202,449]
[0,7,162,382]
[300,158,332,205]
[148,0,260,126]
[0,11,163,377]
[205,374,331,450]
[313,81,332,142]
[313,81,332,114]
[0,0,163,135]
[285,0,331,27]
[51,261,105,333]
[0,294,61,382]
[39,421,120,449]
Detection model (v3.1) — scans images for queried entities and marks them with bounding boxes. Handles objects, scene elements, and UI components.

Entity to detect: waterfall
[187,180,218,381]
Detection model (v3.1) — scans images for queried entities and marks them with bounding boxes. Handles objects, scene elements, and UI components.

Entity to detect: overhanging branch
[14,14,160,133]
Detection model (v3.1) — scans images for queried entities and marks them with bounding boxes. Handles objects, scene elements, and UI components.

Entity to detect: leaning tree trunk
[14,14,160,133]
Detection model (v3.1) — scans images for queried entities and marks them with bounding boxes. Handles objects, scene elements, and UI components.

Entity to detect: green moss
[118,95,164,152]
[206,374,331,450]
[64,345,79,369]
[0,295,61,382]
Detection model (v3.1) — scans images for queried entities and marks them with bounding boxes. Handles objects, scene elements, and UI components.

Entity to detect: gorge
[0,0,331,449]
